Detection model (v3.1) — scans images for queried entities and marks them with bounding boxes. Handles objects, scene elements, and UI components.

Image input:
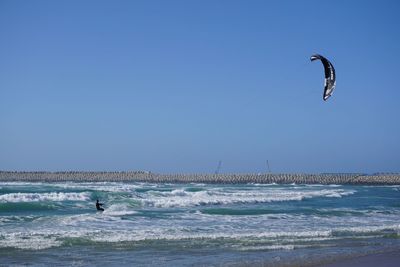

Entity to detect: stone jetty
[0,171,399,185]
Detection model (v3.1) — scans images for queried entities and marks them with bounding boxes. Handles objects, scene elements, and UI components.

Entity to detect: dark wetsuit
[96,200,104,211]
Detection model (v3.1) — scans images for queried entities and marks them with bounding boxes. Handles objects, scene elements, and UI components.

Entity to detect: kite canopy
[310,54,336,101]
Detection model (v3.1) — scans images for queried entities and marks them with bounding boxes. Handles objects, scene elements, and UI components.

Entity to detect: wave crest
[0,192,91,203]
[142,188,356,208]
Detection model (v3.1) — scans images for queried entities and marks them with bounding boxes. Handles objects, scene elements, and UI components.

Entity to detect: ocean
[0,182,399,266]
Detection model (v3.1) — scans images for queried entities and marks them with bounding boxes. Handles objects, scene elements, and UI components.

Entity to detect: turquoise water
[1,182,400,266]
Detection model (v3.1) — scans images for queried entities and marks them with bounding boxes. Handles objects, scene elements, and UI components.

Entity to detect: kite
[310,54,336,101]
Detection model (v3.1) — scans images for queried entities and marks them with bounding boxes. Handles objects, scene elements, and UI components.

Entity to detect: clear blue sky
[1,0,399,173]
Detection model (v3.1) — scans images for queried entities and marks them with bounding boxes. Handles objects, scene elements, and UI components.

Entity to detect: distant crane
[266,160,271,173]
[215,160,222,175]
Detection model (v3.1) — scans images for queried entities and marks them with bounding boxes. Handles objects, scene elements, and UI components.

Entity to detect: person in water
[96,199,104,211]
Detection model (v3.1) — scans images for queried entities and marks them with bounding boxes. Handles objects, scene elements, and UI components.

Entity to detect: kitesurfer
[96,199,104,211]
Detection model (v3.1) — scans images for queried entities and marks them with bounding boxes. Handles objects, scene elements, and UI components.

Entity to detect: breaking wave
[141,188,356,208]
[1,224,399,250]
[0,192,91,203]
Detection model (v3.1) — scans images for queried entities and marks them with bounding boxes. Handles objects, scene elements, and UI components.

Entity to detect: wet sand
[319,250,400,267]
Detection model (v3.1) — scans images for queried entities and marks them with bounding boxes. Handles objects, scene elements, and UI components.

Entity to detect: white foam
[2,220,399,250]
[169,189,188,196]
[334,224,400,235]
[89,229,333,243]
[250,183,278,186]
[189,183,206,186]
[0,192,91,202]
[0,233,62,250]
[74,223,400,245]
[237,245,296,251]
[141,188,356,208]
[0,182,45,186]
[52,182,141,192]
[103,204,137,216]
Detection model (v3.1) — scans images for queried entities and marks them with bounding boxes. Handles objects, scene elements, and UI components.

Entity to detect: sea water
[0,182,399,266]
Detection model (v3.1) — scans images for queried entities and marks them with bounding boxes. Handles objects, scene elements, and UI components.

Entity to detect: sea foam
[0,192,91,202]
[141,188,356,208]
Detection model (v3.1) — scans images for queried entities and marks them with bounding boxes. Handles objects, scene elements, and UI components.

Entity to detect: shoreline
[0,171,399,185]
[233,248,400,267]
[317,250,400,267]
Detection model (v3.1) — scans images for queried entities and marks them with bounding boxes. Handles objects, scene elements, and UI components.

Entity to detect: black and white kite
[310,54,336,101]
